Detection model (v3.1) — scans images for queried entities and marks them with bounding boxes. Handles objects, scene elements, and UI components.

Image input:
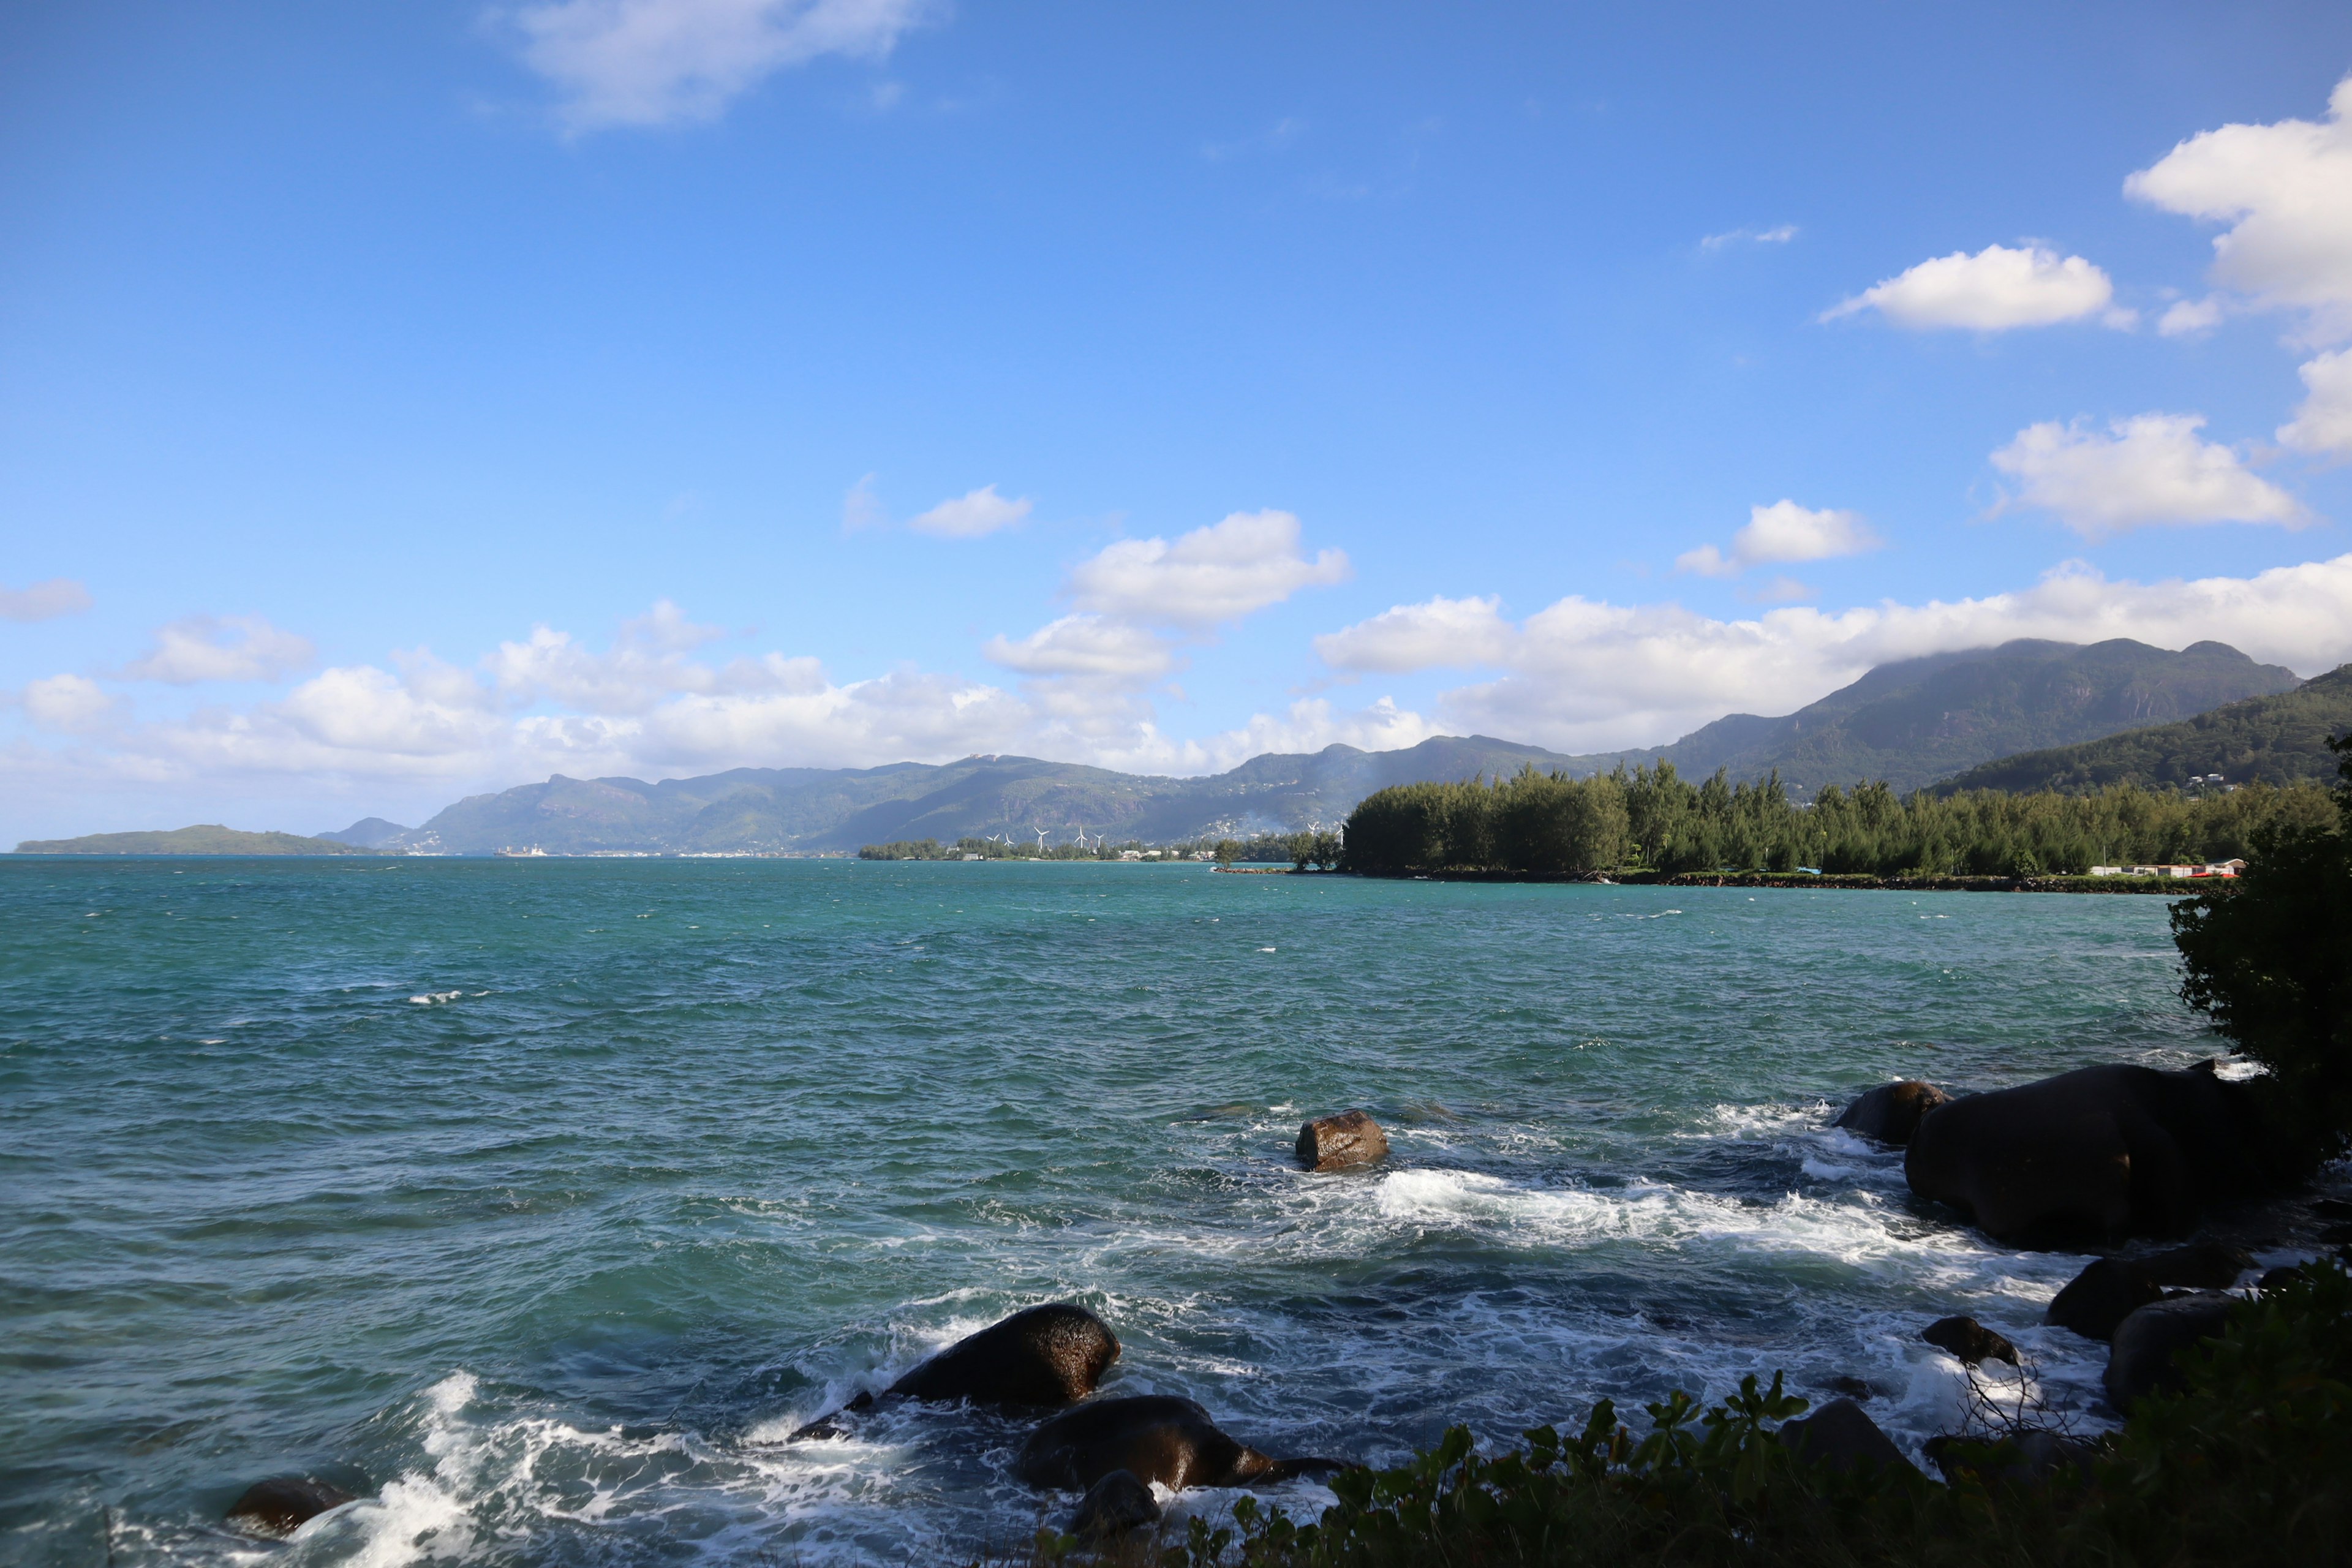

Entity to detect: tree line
[1341,761,2340,878]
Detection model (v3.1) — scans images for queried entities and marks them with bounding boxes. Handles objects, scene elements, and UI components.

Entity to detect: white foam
[407,990,461,1005]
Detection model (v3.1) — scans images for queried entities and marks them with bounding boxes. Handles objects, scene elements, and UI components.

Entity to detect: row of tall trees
[1342,762,2340,878]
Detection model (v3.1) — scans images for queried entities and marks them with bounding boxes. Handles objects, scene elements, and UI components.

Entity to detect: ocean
[0,857,2228,1565]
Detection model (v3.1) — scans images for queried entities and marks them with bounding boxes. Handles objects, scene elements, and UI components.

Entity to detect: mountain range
[305,636,2305,856]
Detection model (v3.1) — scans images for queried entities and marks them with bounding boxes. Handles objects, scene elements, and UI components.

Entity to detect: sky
[5,0,2352,842]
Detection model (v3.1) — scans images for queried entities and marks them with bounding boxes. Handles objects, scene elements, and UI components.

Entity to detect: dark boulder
[1297,1111,1388,1172]
[2259,1265,2307,1292]
[1069,1468,1162,1537]
[888,1303,1120,1409]
[1778,1400,1915,1476]
[1016,1395,1344,1493]
[2048,1241,2252,1341]
[787,1390,874,1441]
[1924,1429,2097,1488]
[1833,1081,1952,1147]
[1921,1315,2018,1366]
[1904,1065,2274,1245]
[2104,1292,2238,1412]
[225,1477,356,1535]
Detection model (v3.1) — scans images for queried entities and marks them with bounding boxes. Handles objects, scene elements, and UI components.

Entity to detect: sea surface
[0,858,2241,1565]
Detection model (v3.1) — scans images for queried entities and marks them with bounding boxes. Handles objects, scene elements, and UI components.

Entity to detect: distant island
[13,825,377,856]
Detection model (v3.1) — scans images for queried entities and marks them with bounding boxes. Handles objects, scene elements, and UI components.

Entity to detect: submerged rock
[1833,1081,1951,1147]
[888,1303,1120,1409]
[225,1477,356,1535]
[1904,1065,2274,1245]
[1069,1468,1163,1536]
[1778,1399,1915,1476]
[2048,1241,2252,1341]
[2105,1292,2237,1412]
[1016,1395,1344,1493]
[1296,1111,1388,1172]
[1921,1314,2019,1366]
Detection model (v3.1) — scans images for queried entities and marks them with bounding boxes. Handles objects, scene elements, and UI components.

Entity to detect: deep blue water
[0,858,2225,1564]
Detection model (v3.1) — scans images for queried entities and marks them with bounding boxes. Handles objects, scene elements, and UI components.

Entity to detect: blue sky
[5,0,2352,840]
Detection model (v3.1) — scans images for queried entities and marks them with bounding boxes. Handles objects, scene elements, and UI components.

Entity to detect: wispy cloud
[1700,224,1798,249]
[0,578,92,622]
[501,0,937,131]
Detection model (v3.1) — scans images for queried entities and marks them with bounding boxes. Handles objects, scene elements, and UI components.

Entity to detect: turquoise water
[1,858,2212,1565]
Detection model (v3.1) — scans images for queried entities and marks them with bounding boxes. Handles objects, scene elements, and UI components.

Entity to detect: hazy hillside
[341,638,2304,854]
[1930,663,2352,795]
[15,825,377,855]
[317,816,410,848]
[381,736,1584,855]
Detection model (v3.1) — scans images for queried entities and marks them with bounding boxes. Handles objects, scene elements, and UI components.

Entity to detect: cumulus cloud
[982,615,1175,680]
[118,614,316,685]
[908,484,1033,538]
[1988,413,2305,538]
[1317,554,2352,753]
[2279,347,2352,459]
[1824,244,2124,331]
[0,578,92,622]
[1068,510,1350,628]
[2127,74,2352,343]
[505,0,935,130]
[1675,500,1880,578]
[15,674,121,733]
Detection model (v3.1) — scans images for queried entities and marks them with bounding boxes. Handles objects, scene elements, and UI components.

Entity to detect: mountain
[14,825,379,855]
[382,735,1583,856]
[1580,638,2301,797]
[317,816,412,848]
[1929,662,2352,796]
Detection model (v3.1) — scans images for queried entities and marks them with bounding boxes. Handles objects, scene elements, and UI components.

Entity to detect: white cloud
[2158,295,2226,336]
[1825,243,2121,331]
[119,615,316,684]
[2127,75,2352,343]
[1068,510,1350,628]
[1310,595,1513,672]
[908,484,1033,538]
[2279,347,2352,458]
[506,0,935,130]
[1701,224,1798,249]
[982,614,1175,680]
[1317,554,2352,753]
[0,578,92,622]
[17,674,121,733]
[1989,413,2305,538]
[1675,500,1880,578]
[842,473,886,531]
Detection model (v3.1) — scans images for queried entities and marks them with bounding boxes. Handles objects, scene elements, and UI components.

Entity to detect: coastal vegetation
[2171,736,2352,1170]
[1340,765,2338,880]
[12,824,377,855]
[1091,1261,2350,1568]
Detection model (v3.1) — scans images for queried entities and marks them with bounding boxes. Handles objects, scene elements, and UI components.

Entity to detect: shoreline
[1333,868,2220,894]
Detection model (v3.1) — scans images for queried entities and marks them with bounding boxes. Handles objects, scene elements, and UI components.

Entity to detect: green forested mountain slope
[1929,663,2352,796]
[1611,638,2300,796]
[14,825,377,855]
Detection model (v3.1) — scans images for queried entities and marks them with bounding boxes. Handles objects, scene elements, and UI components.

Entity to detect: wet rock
[225,1477,356,1535]
[2048,1241,2252,1341]
[1778,1399,1916,1476]
[1823,1374,1874,1400]
[1921,1315,2019,1366]
[1904,1065,2275,1245]
[1069,1468,1162,1537]
[2104,1292,2238,1412]
[1016,1395,1345,1493]
[2258,1265,2307,1292]
[1296,1110,1389,1172]
[1924,1429,2097,1488]
[787,1391,874,1441]
[1833,1081,1951,1147]
[888,1303,1120,1409]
